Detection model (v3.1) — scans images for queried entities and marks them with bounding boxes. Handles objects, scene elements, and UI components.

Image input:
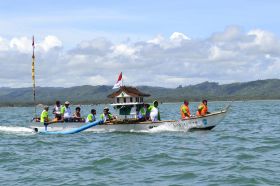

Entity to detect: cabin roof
[107,86,150,98]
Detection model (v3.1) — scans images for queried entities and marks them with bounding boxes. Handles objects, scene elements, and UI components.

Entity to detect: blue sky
[0,0,280,87]
[0,0,279,46]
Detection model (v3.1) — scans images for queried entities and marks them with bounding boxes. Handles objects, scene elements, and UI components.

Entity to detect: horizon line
[1,78,279,89]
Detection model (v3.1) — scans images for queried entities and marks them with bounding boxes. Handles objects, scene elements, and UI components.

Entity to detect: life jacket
[40,110,49,123]
[180,104,190,119]
[86,113,96,123]
[138,107,146,119]
[100,113,113,121]
[148,105,160,121]
[196,103,208,116]
[61,106,71,118]
[140,107,146,116]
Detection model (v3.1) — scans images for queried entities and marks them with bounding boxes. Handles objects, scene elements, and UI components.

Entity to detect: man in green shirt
[61,101,72,122]
[86,109,96,123]
[147,100,161,121]
[100,107,114,122]
[137,103,147,121]
[40,106,49,123]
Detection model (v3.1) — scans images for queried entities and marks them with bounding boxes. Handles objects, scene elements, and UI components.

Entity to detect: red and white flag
[113,72,123,89]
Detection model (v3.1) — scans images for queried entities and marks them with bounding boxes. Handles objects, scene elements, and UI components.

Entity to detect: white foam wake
[148,123,188,133]
[0,126,34,134]
[134,123,191,133]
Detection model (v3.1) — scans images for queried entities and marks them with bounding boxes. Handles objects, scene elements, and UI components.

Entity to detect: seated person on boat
[61,101,72,122]
[100,107,115,123]
[73,107,85,122]
[196,99,210,116]
[180,100,191,119]
[40,106,49,123]
[52,100,62,121]
[136,103,147,121]
[86,109,96,123]
[147,100,161,122]
[144,103,150,119]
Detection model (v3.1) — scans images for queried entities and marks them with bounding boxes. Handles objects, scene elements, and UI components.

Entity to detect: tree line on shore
[0,79,279,107]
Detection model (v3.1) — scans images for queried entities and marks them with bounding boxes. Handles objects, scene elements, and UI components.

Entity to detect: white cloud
[0,37,9,51]
[111,44,137,57]
[4,35,62,54]
[156,74,188,85]
[248,29,274,45]
[39,35,62,52]
[10,37,32,53]
[208,45,236,61]
[147,35,164,45]
[88,75,109,85]
[1,27,280,88]
[238,29,280,55]
[78,38,111,51]
[170,32,190,41]
[147,32,190,49]
[211,26,242,43]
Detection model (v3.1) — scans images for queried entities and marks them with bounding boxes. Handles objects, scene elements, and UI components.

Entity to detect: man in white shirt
[61,101,72,122]
[52,100,62,120]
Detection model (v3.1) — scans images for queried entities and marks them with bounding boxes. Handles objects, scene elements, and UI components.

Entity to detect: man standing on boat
[40,106,49,123]
[61,101,72,122]
[180,100,191,119]
[148,100,161,122]
[196,99,209,116]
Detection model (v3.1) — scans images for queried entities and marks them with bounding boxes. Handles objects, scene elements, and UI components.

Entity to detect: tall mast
[32,36,37,118]
[121,72,124,87]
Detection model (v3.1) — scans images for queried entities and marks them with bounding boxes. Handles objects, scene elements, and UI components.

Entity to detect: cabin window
[140,97,143,102]
[117,98,120,103]
[136,97,139,102]
[130,97,133,102]
[124,98,126,103]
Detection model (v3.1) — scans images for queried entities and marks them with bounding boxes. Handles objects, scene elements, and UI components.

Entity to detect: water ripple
[0,101,279,185]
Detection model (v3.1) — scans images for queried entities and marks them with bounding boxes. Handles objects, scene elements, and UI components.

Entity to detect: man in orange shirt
[196,99,209,116]
[180,100,191,119]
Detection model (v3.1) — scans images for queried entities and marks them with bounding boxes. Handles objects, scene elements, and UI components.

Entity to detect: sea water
[0,101,279,185]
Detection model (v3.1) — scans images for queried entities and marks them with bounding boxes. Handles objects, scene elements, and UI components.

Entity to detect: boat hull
[30,108,228,133]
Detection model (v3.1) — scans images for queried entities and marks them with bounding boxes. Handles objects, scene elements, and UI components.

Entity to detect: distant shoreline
[0,79,280,107]
[0,99,279,107]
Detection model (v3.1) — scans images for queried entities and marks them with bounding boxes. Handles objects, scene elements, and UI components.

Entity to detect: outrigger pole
[32,36,37,118]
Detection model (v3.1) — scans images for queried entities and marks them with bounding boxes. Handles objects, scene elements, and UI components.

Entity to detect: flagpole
[32,36,37,118]
[122,72,124,87]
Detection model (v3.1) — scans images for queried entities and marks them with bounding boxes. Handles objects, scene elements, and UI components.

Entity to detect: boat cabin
[107,86,150,119]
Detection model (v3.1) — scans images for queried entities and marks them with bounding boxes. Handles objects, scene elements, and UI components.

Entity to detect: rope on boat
[38,120,103,135]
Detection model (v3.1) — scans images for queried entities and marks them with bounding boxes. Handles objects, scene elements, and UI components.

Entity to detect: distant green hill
[0,79,280,106]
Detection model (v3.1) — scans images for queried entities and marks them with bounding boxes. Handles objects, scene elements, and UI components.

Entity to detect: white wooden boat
[30,86,229,134]
[30,106,229,133]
